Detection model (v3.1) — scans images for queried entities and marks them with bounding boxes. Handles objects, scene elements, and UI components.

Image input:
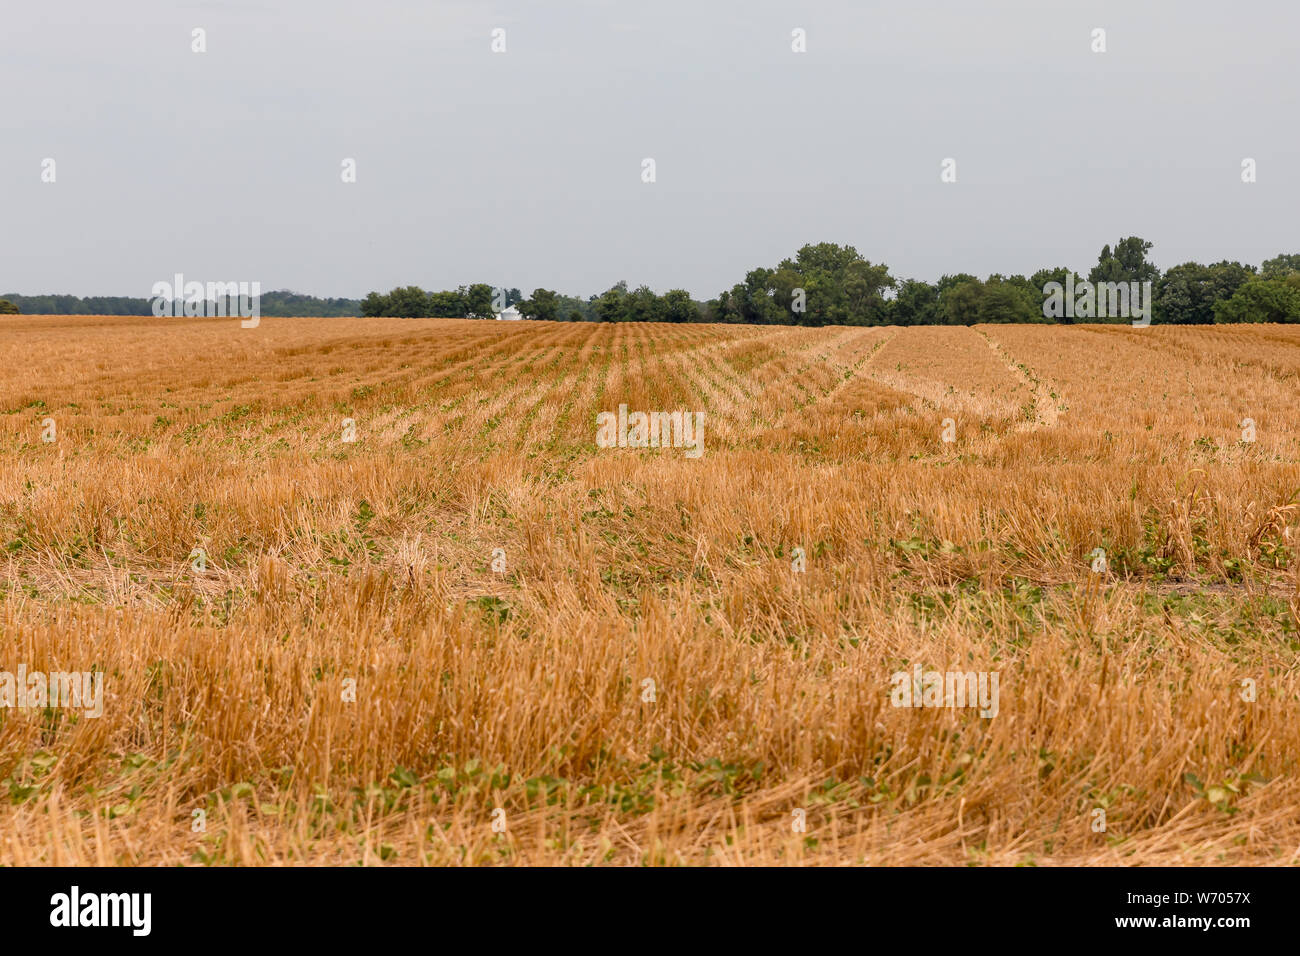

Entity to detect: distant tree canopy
[255,291,361,317]
[13,241,1300,325]
[1154,262,1256,325]
[360,281,707,323]
[519,288,560,322]
[361,283,520,319]
[1260,254,1300,279]
[711,243,893,326]
[1,291,360,317]
[520,288,594,322]
[1212,274,1300,324]
[1,294,151,315]
[695,237,1290,327]
[1089,236,1160,286]
[583,281,702,323]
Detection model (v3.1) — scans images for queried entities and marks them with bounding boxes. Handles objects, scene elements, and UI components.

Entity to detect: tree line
[0,291,361,317]
[707,239,1300,325]
[356,238,1300,325]
[5,239,1300,324]
[359,284,523,318]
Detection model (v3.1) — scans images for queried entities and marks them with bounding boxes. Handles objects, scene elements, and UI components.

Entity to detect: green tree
[739,269,787,324]
[1090,237,1159,285]
[1030,267,1094,324]
[789,242,864,276]
[519,288,559,322]
[978,275,1039,323]
[360,291,390,317]
[710,287,742,323]
[386,286,431,317]
[761,266,797,321]
[1086,238,1159,323]
[624,285,665,323]
[1260,254,1300,279]
[463,283,495,318]
[1213,276,1300,323]
[593,282,628,322]
[721,243,896,326]
[840,259,895,325]
[0,299,19,315]
[1030,267,1073,290]
[888,279,940,326]
[660,289,699,323]
[428,289,467,317]
[936,274,982,325]
[1155,261,1255,324]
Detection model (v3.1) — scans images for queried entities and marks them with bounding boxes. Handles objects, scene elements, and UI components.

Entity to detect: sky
[3,0,1298,300]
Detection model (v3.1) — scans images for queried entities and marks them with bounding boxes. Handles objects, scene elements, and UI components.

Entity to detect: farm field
[1,315,1298,866]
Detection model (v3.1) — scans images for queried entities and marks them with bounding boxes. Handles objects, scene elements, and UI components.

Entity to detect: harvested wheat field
[1,314,1298,866]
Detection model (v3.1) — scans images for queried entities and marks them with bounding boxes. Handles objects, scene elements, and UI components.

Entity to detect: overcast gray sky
[3,0,1297,300]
